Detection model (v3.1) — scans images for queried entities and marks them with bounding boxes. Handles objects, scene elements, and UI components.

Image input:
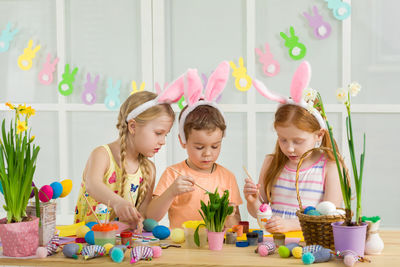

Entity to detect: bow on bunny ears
[252,61,326,129]
[125,73,186,122]
[179,61,230,144]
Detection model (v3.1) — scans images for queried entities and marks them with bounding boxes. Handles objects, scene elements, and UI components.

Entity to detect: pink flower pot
[0,216,39,257]
[207,231,225,251]
[332,221,367,256]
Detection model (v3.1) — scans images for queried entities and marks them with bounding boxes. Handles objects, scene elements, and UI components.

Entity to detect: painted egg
[85,230,95,245]
[38,185,53,202]
[86,221,98,230]
[170,228,185,243]
[50,181,63,199]
[60,179,72,197]
[76,225,91,238]
[152,225,170,240]
[63,243,80,258]
[143,218,158,232]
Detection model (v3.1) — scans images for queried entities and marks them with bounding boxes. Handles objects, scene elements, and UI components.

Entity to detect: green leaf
[194,223,206,247]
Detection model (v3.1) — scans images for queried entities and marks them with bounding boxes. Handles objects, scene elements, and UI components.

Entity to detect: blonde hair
[178,104,226,141]
[264,103,339,203]
[116,91,175,208]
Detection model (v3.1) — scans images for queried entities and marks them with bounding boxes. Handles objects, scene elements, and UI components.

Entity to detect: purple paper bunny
[81,73,99,105]
[303,6,332,40]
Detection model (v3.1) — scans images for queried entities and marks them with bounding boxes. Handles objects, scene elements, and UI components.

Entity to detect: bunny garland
[178,61,230,144]
[125,72,186,122]
[252,61,326,129]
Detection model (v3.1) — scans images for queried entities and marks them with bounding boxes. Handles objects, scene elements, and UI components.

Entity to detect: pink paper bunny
[178,61,230,144]
[81,73,99,105]
[252,61,326,129]
[255,43,280,77]
[38,53,59,85]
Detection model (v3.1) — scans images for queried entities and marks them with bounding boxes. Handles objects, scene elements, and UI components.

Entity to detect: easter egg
[30,182,36,198]
[103,243,114,255]
[85,230,95,245]
[304,206,316,214]
[86,221,98,230]
[302,252,315,264]
[278,246,290,258]
[151,246,162,258]
[143,218,158,232]
[76,225,91,238]
[307,210,321,216]
[170,228,185,243]
[60,179,72,197]
[50,181,63,199]
[316,201,336,215]
[110,247,124,263]
[63,243,80,258]
[152,225,170,240]
[292,246,303,258]
[38,185,53,202]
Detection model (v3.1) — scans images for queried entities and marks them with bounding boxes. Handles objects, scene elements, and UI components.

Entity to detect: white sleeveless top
[270,155,327,219]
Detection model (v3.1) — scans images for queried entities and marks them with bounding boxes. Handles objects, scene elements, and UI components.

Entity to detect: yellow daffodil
[336,88,348,103]
[18,103,28,114]
[16,120,28,134]
[25,106,36,118]
[5,102,15,110]
[30,136,35,142]
[348,82,361,97]
[303,88,317,103]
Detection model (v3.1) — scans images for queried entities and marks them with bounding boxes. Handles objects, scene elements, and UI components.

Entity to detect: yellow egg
[292,246,303,259]
[103,243,114,255]
[170,228,185,243]
[60,179,72,198]
[76,225,90,238]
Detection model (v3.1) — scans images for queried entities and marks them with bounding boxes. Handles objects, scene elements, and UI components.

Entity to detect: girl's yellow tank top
[74,145,143,223]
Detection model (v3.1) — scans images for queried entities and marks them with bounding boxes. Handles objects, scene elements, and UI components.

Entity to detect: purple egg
[30,182,36,198]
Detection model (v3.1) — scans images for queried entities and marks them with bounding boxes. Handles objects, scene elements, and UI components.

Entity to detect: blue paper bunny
[104,78,121,110]
[0,22,19,53]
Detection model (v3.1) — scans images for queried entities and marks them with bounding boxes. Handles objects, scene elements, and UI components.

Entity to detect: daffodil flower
[303,88,317,103]
[16,120,28,134]
[5,102,15,110]
[336,88,348,103]
[348,82,361,97]
[25,106,36,118]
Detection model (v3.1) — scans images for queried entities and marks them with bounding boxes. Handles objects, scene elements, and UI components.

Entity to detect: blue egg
[0,181,3,194]
[143,218,159,232]
[85,230,95,245]
[307,210,321,216]
[85,221,98,230]
[50,182,63,199]
[304,206,316,214]
[152,225,170,240]
[110,247,124,263]
[63,243,80,258]
[302,252,315,265]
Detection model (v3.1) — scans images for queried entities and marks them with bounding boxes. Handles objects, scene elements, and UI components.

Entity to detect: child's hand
[168,175,195,197]
[264,216,291,233]
[243,178,261,203]
[113,199,142,224]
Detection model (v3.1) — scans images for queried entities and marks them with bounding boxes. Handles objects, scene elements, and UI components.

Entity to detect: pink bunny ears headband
[125,74,186,122]
[179,61,230,144]
[252,61,326,129]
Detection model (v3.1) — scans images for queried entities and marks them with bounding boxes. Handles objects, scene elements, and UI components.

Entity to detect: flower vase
[332,221,368,256]
[26,202,57,246]
[365,220,384,255]
[0,216,39,257]
[207,231,225,251]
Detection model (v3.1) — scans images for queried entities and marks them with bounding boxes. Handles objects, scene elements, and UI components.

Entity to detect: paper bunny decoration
[38,53,59,85]
[303,6,332,39]
[255,43,280,77]
[58,64,78,96]
[125,71,187,122]
[81,73,99,105]
[17,39,41,71]
[104,78,122,110]
[324,0,351,20]
[178,61,230,144]
[0,22,19,53]
[252,61,326,129]
[280,27,307,60]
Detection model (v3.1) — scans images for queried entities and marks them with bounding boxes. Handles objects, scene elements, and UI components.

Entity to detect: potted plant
[0,102,40,257]
[194,189,234,250]
[304,82,367,256]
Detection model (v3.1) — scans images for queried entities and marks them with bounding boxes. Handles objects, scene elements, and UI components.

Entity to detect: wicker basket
[295,147,348,250]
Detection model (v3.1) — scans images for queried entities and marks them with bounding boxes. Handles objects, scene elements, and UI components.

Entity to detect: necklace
[185,159,215,173]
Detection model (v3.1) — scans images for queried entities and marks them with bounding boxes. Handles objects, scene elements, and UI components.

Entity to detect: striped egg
[130,246,154,263]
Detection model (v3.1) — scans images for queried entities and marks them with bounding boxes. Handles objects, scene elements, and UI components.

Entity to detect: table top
[0,230,398,266]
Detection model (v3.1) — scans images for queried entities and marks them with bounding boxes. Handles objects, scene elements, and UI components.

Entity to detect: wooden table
[0,230,398,266]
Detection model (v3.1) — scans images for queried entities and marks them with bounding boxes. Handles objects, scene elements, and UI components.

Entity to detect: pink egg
[151,246,162,258]
[39,185,53,202]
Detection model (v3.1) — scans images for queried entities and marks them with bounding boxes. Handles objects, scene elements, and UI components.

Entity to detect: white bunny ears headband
[179,61,230,144]
[125,74,185,122]
[252,61,326,129]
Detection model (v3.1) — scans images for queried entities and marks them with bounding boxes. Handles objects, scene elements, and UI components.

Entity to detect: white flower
[303,88,317,103]
[348,82,361,97]
[306,101,315,113]
[336,88,348,103]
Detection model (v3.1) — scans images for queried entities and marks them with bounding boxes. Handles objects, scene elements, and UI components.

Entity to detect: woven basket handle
[295,147,350,211]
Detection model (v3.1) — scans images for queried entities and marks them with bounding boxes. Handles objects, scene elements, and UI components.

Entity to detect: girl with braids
[243,61,342,233]
[74,78,185,229]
